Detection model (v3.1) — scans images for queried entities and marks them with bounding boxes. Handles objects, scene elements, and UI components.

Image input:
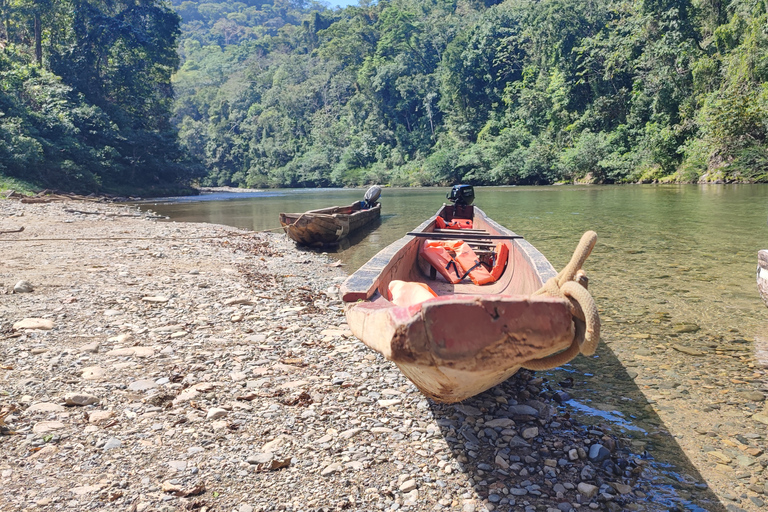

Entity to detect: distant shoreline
[197,186,265,193]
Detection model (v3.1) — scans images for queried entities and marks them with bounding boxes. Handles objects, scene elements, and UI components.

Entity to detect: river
[139,185,768,511]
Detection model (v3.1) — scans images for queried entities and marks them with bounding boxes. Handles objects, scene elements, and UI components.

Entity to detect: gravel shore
[0,199,746,511]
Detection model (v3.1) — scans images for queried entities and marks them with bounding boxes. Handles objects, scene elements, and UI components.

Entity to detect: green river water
[141,185,768,511]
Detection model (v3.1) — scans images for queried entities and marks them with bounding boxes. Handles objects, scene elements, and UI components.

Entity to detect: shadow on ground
[428,341,726,512]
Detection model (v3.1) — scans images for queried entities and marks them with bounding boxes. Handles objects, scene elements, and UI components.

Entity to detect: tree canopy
[2,0,768,193]
[0,0,199,194]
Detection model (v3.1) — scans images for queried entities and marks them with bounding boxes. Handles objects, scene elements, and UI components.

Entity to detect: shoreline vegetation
[3,1,768,195]
[1,196,765,512]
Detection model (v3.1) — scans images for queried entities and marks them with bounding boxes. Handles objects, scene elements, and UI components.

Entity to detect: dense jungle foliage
[2,0,768,192]
[0,0,198,194]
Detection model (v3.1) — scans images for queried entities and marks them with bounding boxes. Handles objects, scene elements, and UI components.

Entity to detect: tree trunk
[34,12,42,65]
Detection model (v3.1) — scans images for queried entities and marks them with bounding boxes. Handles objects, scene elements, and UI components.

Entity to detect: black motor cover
[447,184,474,205]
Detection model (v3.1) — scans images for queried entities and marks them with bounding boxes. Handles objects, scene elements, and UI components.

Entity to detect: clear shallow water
[140,184,768,510]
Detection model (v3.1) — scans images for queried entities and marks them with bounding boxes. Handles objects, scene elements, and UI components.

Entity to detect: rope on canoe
[523,230,601,371]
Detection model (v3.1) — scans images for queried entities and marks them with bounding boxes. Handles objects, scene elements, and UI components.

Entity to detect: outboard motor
[364,185,382,208]
[447,184,474,206]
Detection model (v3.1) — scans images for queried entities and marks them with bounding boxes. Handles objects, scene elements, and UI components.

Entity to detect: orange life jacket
[490,242,509,282]
[420,240,495,285]
[435,216,473,230]
[388,280,437,308]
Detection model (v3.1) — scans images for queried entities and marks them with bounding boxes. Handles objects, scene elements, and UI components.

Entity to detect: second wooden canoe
[341,202,599,403]
[279,201,381,246]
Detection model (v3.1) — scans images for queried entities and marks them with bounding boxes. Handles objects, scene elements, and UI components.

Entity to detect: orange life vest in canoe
[490,242,509,282]
[435,216,473,230]
[388,280,437,308]
[420,239,495,285]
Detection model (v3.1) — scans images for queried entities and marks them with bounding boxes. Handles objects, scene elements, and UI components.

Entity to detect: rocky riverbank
[0,199,744,511]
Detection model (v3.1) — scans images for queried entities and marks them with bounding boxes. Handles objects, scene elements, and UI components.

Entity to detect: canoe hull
[279,203,381,246]
[342,204,577,403]
[758,250,768,307]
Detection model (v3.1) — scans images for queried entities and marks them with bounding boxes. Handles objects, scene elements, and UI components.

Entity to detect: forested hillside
[1,0,767,193]
[0,0,199,194]
[173,0,768,188]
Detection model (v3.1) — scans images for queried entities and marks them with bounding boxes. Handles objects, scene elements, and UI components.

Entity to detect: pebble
[26,402,66,414]
[32,421,65,433]
[588,443,610,463]
[103,438,122,450]
[64,392,99,406]
[13,280,34,293]
[206,408,228,420]
[127,379,158,391]
[577,482,599,498]
[12,317,54,330]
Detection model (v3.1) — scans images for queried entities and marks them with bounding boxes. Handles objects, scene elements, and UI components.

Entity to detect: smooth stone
[70,485,101,495]
[33,421,66,433]
[106,348,135,357]
[485,418,515,429]
[672,344,706,356]
[108,333,134,343]
[399,479,417,493]
[132,347,155,358]
[89,410,114,424]
[751,414,768,425]
[103,438,122,450]
[246,453,273,465]
[168,460,187,472]
[262,435,289,452]
[321,463,341,476]
[64,392,99,406]
[26,402,66,414]
[206,408,228,420]
[611,482,632,495]
[508,405,539,417]
[707,451,732,464]
[81,366,107,380]
[13,280,33,293]
[578,482,599,498]
[79,342,100,353]
[13,318,54,330]
[521,427,539,439]
[673,323,700,333]
[588,444,610,463]
[455,404,482,416]
[141,296,169,303]
[127,379,159,391]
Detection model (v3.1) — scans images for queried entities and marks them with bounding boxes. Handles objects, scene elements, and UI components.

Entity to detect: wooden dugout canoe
[340,203,599,403]
[279,202,381,246]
